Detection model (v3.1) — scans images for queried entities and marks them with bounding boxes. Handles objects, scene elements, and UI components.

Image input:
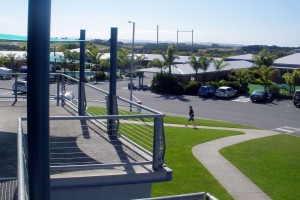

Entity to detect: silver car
[215,86,237,99]
[12,81,27,93]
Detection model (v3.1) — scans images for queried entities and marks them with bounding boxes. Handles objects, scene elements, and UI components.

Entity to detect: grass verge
[164,115,256,129]
[151,126,244,199]
[220,134,300,200]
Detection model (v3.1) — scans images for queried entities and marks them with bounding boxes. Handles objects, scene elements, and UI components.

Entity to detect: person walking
[185,105,196,128]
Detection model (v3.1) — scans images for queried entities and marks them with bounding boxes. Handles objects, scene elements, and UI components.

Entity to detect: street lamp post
[128,21,135,112]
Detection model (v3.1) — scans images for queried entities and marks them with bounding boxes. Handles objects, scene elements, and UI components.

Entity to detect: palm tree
[147,58,164,73]
[188,54,201,74]
[260,66,278,91]
[7,54,17,72]
[160,45,179,75]
[253,49,274,69]
[86,46,103,74]
[234,69,253,93]
[282,69,300,95]
[214,57,229,81]
[59,50,70,73]
[199,55,214,85]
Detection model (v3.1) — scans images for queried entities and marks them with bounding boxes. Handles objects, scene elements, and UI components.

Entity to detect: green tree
[199,55,214,85]
[86,46,103,74]
[65,50,79,77]
[147,58,164,73]
[188,54,201,74]
[233,69,253,93]
[59,50,70,73]
[253,49,274,69]
[282,69,300,95]
[260,66,277,91]
[117,48,131,72]
[7,54,17,72]
[160,45,179,75]
[134,54,146,68]
[214,57,229,81]
[0,56,7,67]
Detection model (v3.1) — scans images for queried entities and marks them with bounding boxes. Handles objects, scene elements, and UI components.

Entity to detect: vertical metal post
[78,30,85,116]
[192,30,194,52]
[157,25,159,45]
[176,30,178,52]
[153,116,165,170]
[108,28,118,136]
[56,74,60,106]
[14,76,17,102]
[27,0,51,199]
[129,21,135,112]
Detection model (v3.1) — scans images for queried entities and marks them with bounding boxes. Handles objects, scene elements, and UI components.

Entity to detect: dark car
[127,83,137,90]
[250,90,268,102]
[293,90,300,107]
[198,86,217,97]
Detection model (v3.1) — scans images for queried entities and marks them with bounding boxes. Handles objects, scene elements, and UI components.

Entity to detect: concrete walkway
[189,126,280,200]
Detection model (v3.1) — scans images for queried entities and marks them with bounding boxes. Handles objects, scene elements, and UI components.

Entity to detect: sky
[1,0,300,47]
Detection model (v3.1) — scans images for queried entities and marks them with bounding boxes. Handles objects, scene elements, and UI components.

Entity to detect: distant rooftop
[274,53,300,66]
[137,60,254,75]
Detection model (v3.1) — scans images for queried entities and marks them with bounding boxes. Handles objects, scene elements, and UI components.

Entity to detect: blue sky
[1,0,300,47]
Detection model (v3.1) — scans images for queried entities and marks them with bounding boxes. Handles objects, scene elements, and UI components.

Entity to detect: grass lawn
[164,115,256,129]
[87,106,256,129]
[220,134,300,200]
[151,127,244,199]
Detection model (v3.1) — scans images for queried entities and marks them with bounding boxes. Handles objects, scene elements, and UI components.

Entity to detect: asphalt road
[1,76,300,135]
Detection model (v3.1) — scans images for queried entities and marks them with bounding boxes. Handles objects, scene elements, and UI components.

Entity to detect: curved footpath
[163,124,280,200]
[191,126,279,200]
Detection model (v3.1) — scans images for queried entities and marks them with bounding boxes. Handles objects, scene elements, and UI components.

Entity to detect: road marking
[272,126,300,134]
[232,96,251,102]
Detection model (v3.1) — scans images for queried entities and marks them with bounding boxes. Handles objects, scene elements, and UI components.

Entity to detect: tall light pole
[128,21,135,112]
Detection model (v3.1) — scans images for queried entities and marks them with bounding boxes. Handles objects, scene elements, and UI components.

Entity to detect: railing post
[27,0,51,199]
[61,75,65,106]
[78,29,86,116]
[56,74,60,106]
[108,28,118,136]
[153,116,166,170]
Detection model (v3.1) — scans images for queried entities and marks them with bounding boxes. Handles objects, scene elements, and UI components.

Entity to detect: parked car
[55,91,77,105]
[138,84,150,91]
[128,83,137,90]
[12,81,27,93]
[250,90,269,103]
[215,86,237,99]
[0,67,12,80]
[293,90,300,107]
[198,85,217,97]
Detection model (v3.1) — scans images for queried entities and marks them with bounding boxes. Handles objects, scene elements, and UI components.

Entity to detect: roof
[137,60,254,75]
[227,54,254,61]
[0,34,85,42]
[274,53,300,66]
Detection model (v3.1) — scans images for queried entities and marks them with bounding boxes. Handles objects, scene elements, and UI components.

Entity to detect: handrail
[17,117,26,200]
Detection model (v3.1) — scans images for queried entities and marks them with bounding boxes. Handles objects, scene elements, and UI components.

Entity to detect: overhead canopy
[0,33,85,42]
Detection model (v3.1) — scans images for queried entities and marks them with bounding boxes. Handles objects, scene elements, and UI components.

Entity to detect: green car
[250,89,268,102]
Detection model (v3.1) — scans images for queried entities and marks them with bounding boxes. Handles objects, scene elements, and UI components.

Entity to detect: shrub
[94,71,106,81]
[267,85,281,98]
[219,79,228,86]
[183,81,201,95]
[252,78,273,85]
[205,81,219,88]
[252,78,264,85]
[151,73,183,94]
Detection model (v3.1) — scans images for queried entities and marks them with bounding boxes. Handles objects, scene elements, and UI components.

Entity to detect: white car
[55,91,77,105]
[0,67,12,80]
[12,81,27,93]
[215,86,237,99]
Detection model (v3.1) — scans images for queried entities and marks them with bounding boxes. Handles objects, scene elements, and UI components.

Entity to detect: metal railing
[17,73,167,199]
